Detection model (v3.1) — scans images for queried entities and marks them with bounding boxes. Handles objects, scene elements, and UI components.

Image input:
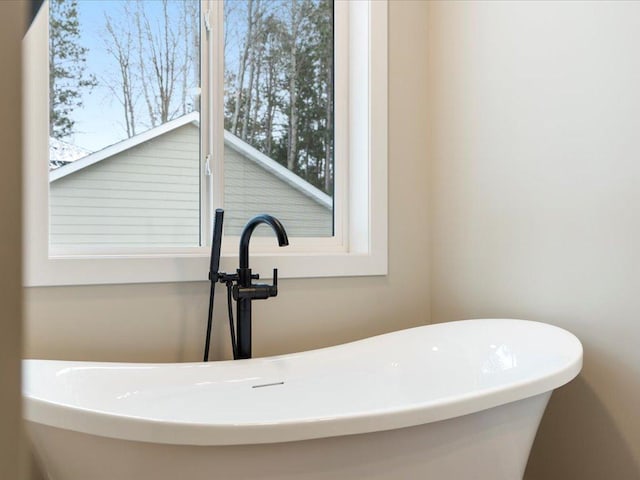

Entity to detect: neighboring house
[49,113,332,247]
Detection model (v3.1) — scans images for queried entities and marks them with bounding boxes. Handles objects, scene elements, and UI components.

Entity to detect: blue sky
[68,1,139,151]
[60,0,265,154]
[66,0,202,152]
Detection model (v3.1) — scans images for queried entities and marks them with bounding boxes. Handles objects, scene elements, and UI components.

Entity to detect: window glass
[223,0,334,237]
[48,0,334,249]
[48,0,201,247]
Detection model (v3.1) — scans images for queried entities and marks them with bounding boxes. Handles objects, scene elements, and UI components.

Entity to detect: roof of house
[49,137,91,170]
[49,112,331,210]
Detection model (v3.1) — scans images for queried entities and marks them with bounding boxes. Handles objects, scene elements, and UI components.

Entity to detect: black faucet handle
[232,268,279,301]
[269,268,278,297]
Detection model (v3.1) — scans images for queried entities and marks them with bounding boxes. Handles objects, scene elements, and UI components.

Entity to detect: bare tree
[137,0,183,125]
[285,0,299,171]
[102,0,199,136]
[104,8,137,138]
[283,0,310,171]
[223,0,333,194]
[230,0,254,136]
[183,1,200,115]
[241,0,267,141]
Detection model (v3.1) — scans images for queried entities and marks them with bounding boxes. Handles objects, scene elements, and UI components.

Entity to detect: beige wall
[25,2,430,365]
[1,1,25,479]
[428,1,640,478]
[26,1,640,478]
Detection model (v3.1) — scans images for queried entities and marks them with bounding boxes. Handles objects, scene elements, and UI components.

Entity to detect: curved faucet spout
[239,214,289,269]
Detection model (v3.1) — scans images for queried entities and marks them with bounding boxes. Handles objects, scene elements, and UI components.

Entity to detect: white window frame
[22,0,388,287]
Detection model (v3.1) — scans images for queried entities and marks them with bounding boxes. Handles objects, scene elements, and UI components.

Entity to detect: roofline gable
[223,131,332,210]
[49,112,200,182]
[49,112,332,210]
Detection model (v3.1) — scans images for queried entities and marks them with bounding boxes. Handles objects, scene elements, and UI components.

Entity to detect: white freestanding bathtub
[23,319,582,480]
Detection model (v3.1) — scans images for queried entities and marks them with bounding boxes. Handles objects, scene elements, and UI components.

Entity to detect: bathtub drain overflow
[252,381,285,389]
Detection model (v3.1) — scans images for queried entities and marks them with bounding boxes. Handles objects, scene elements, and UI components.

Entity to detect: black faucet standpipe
[234,214,289,359]
[202,211,288,362]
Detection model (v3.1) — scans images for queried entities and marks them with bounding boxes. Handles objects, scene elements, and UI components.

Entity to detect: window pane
[223,0,334,237]
[48,0,201,248]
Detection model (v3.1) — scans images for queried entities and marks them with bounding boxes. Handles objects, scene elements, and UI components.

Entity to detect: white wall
[1,1,26,479]
[428,1,640,477]
[25,1,430,363]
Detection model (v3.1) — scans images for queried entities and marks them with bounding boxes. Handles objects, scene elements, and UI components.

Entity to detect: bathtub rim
[22,318,583,446]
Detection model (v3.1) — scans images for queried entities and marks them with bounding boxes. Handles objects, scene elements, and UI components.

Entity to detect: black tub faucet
[234,214,289,359]
[239,214,289,269]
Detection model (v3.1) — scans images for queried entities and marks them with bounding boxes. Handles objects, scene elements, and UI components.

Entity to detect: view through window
[48,0,334,248]
[49,0,201,248]
[222,0,334,237]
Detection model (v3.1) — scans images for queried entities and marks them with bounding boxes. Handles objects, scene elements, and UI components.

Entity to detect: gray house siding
[224,146,333,237]
[50,123,332,247]
[50,126,201,247]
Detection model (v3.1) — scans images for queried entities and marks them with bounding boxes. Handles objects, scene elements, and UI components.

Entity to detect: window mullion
[210,0,225,216]
[201,0,213,247]
[199,0,225,248]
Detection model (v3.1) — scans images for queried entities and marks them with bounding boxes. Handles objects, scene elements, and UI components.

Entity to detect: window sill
[24,249,387,286]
